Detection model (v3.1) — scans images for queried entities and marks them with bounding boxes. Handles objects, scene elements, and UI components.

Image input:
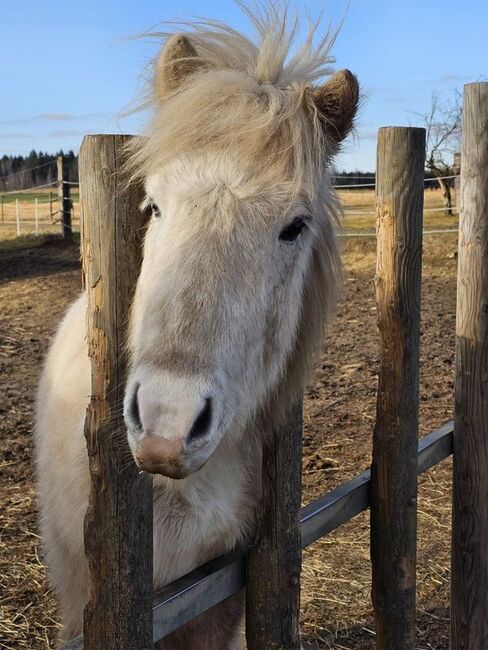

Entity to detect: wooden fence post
[35,197,39,235]
[1,194,4,221]
[453,152,461,208]
[371,126,425,649]
[451,82,488,649]
[16,198,20,236]
[57,155,72,241]
[79,135,152,649]
[246,399,303,649]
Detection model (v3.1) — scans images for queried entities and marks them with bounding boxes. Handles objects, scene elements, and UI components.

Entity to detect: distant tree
[330,167,376,188]
[0,150,79,192]
[418,90,462,215]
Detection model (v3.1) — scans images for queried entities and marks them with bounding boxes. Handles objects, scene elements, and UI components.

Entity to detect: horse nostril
[127,383,142,431]
[187,398,213,441]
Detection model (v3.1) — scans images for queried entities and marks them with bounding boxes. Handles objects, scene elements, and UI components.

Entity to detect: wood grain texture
[451,82,488,650]
[246,400,303,649]
[371,127,425,649]
[79,135,152,649]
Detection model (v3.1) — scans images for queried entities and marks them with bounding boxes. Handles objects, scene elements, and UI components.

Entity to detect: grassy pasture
[0,188,80,239]
[0,186,456,241]
[1,189,80,204]
[338,187,458,234]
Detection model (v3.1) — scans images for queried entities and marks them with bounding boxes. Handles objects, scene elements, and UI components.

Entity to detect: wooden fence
[62,81,488,649]
[0,156,75,239]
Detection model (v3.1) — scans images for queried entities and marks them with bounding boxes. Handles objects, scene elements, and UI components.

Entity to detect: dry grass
[300,464,452,649]
[336,186,454,209]
[0,484,60,649]
[0,187,455,240]
[299,235,456,649]
[0,243,80,649]
[339,187,458,234]
[0,189,80,240]
[0,228,457,648]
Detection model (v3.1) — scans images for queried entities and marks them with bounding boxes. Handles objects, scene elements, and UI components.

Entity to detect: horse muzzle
[124,372,220,479]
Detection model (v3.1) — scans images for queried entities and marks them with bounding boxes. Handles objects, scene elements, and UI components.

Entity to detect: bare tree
[419,90,462,215]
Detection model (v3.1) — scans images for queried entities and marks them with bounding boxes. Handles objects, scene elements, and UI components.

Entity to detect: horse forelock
[123,3,341,197]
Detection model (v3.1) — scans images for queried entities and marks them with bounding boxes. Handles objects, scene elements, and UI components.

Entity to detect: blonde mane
[125,4,341,198]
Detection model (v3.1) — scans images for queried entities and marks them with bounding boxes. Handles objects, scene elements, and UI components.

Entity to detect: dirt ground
[300,233,455,649]
[0,226,457,649]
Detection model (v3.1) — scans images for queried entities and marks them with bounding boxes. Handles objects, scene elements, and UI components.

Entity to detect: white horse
[35,6,358,647]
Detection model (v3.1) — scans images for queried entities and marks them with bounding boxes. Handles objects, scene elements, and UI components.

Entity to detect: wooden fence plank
[246,400,303,649]
[451,81,488,650]
[79,135,152,649]
[371,126,425,649]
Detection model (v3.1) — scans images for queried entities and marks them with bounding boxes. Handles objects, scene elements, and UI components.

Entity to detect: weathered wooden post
[57,155,73,241]
[1,194,4,222]
[246,400,303,649]
[453,152,461,208]
[370,126,425,649]
[15,198,20,236]
[79,134,152,649]
[35,197,39,235]
[451,82,488,649]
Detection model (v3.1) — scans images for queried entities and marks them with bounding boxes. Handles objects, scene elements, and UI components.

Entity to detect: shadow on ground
[0,235,80,284]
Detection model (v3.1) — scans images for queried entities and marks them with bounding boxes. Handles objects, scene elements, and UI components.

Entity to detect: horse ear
[313,69,359,148]
[154,35,202,102]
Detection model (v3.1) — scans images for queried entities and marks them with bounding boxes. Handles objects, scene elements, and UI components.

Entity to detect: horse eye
[149,201,161,219]
[279,217,307,242]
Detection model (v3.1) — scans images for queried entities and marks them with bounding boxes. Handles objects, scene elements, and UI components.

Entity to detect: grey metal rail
[61,420,454,647]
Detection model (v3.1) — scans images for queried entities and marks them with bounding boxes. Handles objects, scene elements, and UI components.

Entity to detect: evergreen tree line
[330,169,439,188]
[330,169,376,187]
[0,151,78,192]
[4,152,443,193]
[0,153,442,193]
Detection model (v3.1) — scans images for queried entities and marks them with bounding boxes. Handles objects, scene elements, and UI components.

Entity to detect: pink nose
[136,434,188,479]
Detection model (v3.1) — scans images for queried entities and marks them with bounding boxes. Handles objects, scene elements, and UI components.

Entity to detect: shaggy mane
[124,3,340,197]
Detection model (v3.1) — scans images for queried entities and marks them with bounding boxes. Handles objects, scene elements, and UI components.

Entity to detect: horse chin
[146,463,192,480]
[133,447,213,480]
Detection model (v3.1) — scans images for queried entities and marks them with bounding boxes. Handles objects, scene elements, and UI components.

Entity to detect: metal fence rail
[62,420,453,648]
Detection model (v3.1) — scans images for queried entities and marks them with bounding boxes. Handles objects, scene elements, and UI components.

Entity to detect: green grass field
[1,190,79,203]
[0,187,81,239]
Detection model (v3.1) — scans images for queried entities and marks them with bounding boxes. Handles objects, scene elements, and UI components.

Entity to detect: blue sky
[0,1,485,171]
